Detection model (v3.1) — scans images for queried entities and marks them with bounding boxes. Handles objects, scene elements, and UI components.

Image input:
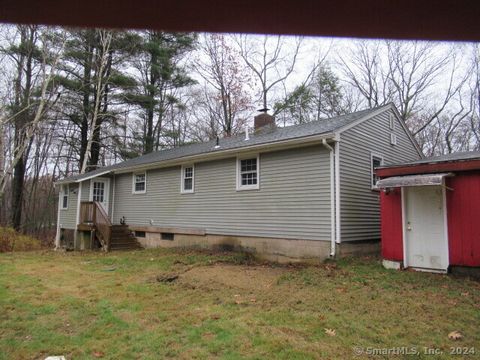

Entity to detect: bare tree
[338,40,393,109]
[80,30,112,173]
[195,34,253,137]
[0,26,65,229]
[470,44,480,149]
[237,35,302,111]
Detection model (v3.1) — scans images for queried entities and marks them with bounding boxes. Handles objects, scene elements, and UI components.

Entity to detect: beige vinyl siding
[339,109,422,242]
[58,183,79,229]
[113,145,331,241]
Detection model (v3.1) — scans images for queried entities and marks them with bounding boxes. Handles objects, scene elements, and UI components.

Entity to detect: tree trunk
[79,34,94,171]
[11,25,35,231]
[0,122,4,225]
[11,157,25,230]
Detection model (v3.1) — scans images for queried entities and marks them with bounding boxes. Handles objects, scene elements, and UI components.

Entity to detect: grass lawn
[0,249,479,359]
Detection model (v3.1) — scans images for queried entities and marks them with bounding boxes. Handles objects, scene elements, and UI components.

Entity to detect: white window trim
[180,164,195,194]
[132,172,147,194]
[236,154,260,191]
[371,152,384,191]
[60,184,69,210]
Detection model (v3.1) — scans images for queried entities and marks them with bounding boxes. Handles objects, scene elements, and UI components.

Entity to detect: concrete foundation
[136,232,380,263]
[337,240,380,257]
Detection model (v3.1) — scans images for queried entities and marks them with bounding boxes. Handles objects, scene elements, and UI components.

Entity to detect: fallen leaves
[325,328,336,337]
[448,331,463,340]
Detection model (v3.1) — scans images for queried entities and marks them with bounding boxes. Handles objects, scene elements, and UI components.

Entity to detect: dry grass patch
[0,250,479,359]
[0,227,42,252]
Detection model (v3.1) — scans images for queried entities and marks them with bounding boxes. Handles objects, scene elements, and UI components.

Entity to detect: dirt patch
[179,263,288,291]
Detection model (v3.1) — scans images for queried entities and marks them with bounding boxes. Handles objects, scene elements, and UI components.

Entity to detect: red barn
[376,152,480,274]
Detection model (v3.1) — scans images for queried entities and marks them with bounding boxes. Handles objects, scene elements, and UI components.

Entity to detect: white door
[90,178,110,213]
[403,185,449,271]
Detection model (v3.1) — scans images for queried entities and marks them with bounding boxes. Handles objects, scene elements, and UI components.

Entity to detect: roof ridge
[57,105,386,183]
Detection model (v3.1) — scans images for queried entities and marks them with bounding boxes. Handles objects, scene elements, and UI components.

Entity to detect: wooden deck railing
[79,201,112,251]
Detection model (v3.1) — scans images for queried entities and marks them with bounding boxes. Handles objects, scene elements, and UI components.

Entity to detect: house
[377,152,480,274]
[55,103,422,262]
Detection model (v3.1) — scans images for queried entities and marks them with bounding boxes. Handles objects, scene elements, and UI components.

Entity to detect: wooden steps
[79,201,143,252]
[108,224,143,251]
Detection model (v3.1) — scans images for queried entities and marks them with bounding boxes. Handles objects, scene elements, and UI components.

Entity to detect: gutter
[55,133,336,185]
[113,133,336,175]
[322,138,337,258]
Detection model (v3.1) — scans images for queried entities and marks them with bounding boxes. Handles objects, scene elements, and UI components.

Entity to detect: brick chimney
[254,112,276,132]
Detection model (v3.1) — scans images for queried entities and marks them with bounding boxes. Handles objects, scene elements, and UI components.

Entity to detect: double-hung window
[61,184,69,209]
[181,165,194,193]
[237,155,260,190]
[133,172,146,194]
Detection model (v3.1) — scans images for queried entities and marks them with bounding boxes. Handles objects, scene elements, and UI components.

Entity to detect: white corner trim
[111,174,116,223]
[180,164,195,194]
[75,182,82,227]
[55,187,62,249]
[236,154,260,191]
[132,171,147,194]
[401,187,408,268]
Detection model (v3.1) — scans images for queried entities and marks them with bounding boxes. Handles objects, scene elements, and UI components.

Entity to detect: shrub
[0,227,42,252]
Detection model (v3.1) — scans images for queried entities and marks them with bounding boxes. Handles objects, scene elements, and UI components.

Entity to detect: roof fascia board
[335,104,424,158]
[113,133,335,175]
[54,170,112,185]
[390,105,424,157]
[335,105,391,134]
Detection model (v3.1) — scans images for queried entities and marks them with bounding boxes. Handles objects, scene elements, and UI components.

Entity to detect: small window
[389,113,395,130]
[371,154,384,189]
[237,156,259,190]
[134,231,146,238]
[61,184,69,210]
[181,165,194,193]
[161,232,174,241]
[132,172,146,194]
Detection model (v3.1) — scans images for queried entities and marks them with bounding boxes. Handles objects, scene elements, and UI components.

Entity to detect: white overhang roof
[376,173,454,188]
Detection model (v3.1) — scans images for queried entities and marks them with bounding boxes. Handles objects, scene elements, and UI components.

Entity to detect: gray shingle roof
[59,105,388,183]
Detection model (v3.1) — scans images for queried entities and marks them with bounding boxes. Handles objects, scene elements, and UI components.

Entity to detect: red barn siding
[380,188,403,261]
[446,173,480,266]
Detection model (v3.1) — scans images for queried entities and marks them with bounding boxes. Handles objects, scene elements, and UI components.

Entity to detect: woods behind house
[0,25,479,239]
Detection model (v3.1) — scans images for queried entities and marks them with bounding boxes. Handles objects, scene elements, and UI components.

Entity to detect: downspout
[111,174,116,223]
[322,138,336,257]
